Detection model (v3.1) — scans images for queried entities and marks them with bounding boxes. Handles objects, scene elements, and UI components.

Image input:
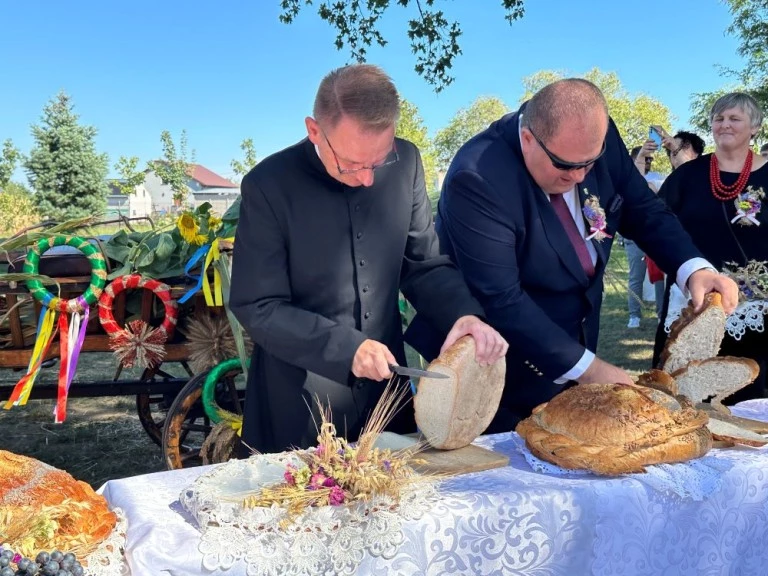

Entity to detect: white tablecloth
[100,400,768,575]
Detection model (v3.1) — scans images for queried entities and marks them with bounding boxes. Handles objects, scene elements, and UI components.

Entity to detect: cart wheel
[162,367,245,470]
[135,368,179,446]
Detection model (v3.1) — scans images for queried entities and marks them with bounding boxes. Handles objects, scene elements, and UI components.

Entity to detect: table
[100,400,768,575]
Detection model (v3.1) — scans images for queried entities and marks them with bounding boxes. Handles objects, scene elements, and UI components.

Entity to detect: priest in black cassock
[230,64,508,454]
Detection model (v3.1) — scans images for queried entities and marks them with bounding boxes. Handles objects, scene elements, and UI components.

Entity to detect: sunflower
[208,215,223,231]
[193,233,209,246]
[177,213,199,243]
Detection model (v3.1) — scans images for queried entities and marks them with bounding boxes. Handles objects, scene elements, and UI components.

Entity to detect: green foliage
[149,130,193,205]
[519,68,676,175]
[433,96,510,168]
[0,183,39,237]
[230,138,258,180]
[278,0,525,93]
[395,99,439,200]
[0,139,21,189]
[113,156,147,195]
[24,91,109,220]
[689,1,768,146]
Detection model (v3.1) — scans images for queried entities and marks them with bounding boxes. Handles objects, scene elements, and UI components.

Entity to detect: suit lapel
[534,189,589,285]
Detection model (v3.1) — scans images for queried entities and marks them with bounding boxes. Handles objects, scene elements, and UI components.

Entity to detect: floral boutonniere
[582,192,612,241]
[731,186,764,227]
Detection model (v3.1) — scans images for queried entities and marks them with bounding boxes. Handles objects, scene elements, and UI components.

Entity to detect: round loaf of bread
[413,336,506,450]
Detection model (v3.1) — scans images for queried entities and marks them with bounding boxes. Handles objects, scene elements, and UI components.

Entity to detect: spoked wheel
[162,365,246,470]
[136,364,193,446]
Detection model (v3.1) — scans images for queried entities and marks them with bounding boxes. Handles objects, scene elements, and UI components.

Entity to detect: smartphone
[649,126,663,147]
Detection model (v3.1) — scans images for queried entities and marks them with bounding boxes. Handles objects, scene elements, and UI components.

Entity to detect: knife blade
[388,364,449,379]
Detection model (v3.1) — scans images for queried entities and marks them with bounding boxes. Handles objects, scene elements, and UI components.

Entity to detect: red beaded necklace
[710,151,753,201]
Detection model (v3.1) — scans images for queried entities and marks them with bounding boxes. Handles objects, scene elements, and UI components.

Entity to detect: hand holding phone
[648,126,663,148]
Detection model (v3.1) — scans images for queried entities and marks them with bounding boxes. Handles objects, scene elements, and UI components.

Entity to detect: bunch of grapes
[0,548,84,576]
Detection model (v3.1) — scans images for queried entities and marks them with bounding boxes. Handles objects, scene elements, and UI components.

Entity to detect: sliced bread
[695,403,768,434]
[659,292,727,374]
[413,336,506,450]
[707,418,768,447]
[671,356,760,407]
[636,369,678,396]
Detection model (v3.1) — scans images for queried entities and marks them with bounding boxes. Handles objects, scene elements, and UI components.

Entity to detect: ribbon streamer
[4,307,58,408]
[179,237,235,306]
[731,211,761,226]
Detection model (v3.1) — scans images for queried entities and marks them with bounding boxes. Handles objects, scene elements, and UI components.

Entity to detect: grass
[0,243,657,489]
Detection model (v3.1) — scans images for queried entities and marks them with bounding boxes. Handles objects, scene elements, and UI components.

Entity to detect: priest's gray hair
[314,64,401,131]
[521,78,608,141]
[709,92,764,131]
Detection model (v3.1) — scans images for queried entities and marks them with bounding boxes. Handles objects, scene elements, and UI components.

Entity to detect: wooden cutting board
[375,432,509,476]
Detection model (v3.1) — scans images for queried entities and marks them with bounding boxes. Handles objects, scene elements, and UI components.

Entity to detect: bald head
[522,78,609,142]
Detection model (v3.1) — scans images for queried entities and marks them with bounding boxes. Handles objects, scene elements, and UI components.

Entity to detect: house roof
[188,164,238,188]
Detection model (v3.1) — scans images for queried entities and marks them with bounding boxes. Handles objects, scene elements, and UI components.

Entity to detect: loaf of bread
[413,336,506,450]
[635,369,678,396]
[707,418,768,447]
[659,292,726,374]
[671,356,760,409]
[516,383,712,475]
[0,450,116,557]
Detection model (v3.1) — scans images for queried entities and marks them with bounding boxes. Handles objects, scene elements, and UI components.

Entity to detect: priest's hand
[687,269,738,314]
[578,357,634,386]
[352,339,397,381]
[440,315,508,366]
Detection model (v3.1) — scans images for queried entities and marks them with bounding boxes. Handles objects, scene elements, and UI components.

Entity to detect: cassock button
[362,285,369,293]
[354,204,360,212]
[356,232,363,240]
[359,259,366,267]
[364,312,371,319]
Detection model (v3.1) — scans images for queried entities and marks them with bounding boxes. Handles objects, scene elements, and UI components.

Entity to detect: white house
[143,164,239,215]
[106,181,153,218]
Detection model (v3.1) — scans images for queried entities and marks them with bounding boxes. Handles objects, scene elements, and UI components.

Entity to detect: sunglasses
[322,131,399,175]
[528,127,606,171]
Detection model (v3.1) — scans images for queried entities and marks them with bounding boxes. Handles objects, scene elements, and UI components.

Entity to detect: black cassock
[230,138,483,454]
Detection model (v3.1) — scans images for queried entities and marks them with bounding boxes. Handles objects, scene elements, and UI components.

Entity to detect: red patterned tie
[550,193,595,278]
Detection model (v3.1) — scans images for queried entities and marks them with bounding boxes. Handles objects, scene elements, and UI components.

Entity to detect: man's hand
[687,269,739,314]
[440,315,508,366]
[578,357,634,386]
[637,139,658,158]
[352,339,397,381]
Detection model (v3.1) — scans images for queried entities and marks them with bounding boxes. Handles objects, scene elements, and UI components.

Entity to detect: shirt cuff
[554,349,595,384]
[675,257,716,296]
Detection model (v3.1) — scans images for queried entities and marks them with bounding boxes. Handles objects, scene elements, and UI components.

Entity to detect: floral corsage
[730,186,764,227]
[582,192,612,241]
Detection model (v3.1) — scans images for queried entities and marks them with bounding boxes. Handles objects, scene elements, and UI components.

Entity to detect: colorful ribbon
[179,237,234,306]
[53,297,89,423]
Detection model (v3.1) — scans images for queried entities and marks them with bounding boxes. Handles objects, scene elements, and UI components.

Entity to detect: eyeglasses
[666,143,685,158]
[528,127,606,171]
[322,131,399,175]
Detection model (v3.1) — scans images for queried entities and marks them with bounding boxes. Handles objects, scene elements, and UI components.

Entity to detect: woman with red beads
[653,92,768,403]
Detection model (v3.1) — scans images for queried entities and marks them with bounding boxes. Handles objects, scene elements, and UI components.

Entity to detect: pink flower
[284,470,296,486]
[323,476,336,488]
[329,485,345,506]
[310,473,327,489]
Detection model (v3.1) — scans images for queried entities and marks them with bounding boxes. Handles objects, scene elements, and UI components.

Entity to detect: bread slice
[695,403,768,434]
[659,292,726,374]
[413,336,506,450]
[707,418,768,447]
[671,356,760,408]
[636,369,678,396]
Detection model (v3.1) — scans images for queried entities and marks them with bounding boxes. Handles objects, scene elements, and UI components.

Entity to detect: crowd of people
[230,63,765,453]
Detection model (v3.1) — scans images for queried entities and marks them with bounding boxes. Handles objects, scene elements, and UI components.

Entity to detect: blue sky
[1,0,744,182]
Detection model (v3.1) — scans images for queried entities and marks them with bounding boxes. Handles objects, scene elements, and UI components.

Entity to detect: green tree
[149,130,193,206]
[520,68,676,174]
[25,91,109,220]
[113,156,147,195]
[279,0,525,93]
[0,139,21,189]
[689,0,768,146]
[396,98,439,203]
[230,138,258,180]
[0,183,39,236]
[433,96,510,168]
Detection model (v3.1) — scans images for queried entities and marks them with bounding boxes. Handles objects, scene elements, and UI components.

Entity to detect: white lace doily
[664,284,768,340]
[180,453,440,576]
[84,507,129,576]
[510,434,731,501]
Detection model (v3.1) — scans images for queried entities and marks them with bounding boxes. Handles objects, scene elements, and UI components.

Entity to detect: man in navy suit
[406,78,739,432]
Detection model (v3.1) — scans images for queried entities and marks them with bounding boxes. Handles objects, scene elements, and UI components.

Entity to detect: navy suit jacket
[406,107,703,429]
